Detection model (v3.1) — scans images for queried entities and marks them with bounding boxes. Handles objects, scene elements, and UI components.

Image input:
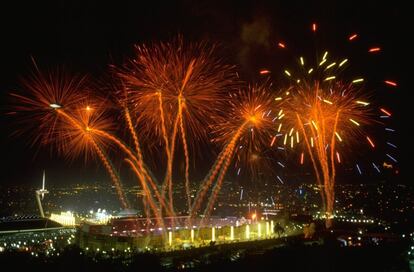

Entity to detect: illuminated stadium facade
[77,216,289,251]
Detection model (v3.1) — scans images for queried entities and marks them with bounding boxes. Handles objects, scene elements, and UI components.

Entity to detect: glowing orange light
[380,108,391,116]
[260,70,271,75]
[278,42,286,48]
[366,136,375,148]
[249,115,257,123]
[384,80,397,87]
[348,34,358,41]
[312,23,317,32]
[369,47,381,53]
[300,152,304,165]
[252,213,257,220]
[270,136,276,147]
[336,152,341,163]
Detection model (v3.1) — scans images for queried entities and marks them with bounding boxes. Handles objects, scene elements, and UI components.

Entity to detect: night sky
[0,1,410,187]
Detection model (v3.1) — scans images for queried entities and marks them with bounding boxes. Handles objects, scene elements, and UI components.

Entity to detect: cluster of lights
[0,229,76,255]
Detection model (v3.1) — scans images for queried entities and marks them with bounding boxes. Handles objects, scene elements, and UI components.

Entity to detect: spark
[277,161,285,168]
[372,163,380,173]
[356,101,369,106]
[335,132,342,142]
[276,176,284,184]
[348,34,358,41]
[308,68,314,74]
[380,108,391,116]
[322,51,328,60]
[324,76,336,81]
[278,42,286,48]
[366,136,375,148]
[311,120,318,130]
[384,80,397,87]
[277,123,282,132]
[386,154,397,163]
[49,103,62,109]
[312,23,317,32]
[336,152,341,163]
[284,70,291,77]
[300,57,305,66]
[270,136,276,147]
[356,164,362,175]
[323,99,333,104]
[300,152,304,165]
[349,119,360,126]
[326,62,336,70]
[339,59,348,67]
[386,142,397,148]
[369,47,381,53]
[352,78,364,84]
[260,70,271,75]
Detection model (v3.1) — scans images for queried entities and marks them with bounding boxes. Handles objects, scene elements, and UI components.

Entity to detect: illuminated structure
[35,170,49,218]
[76,218,291,252]
[50,211,76,226]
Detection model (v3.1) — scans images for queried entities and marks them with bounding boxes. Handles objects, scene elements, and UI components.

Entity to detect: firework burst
[9,64,87,152]
[268,24,398,227]
[118,37,237,145]
[191,83,281,221]
[282,80,373,226]
[117,37,238,212]
[214,83,281,178]
[10,65,130,208]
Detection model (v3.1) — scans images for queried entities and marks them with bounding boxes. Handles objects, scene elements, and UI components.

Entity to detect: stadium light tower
[35,170,49,217]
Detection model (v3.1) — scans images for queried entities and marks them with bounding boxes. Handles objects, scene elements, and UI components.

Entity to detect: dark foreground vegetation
[0,236,410,272]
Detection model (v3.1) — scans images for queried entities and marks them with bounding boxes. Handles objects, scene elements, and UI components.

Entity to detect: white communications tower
[35,170,49,217]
